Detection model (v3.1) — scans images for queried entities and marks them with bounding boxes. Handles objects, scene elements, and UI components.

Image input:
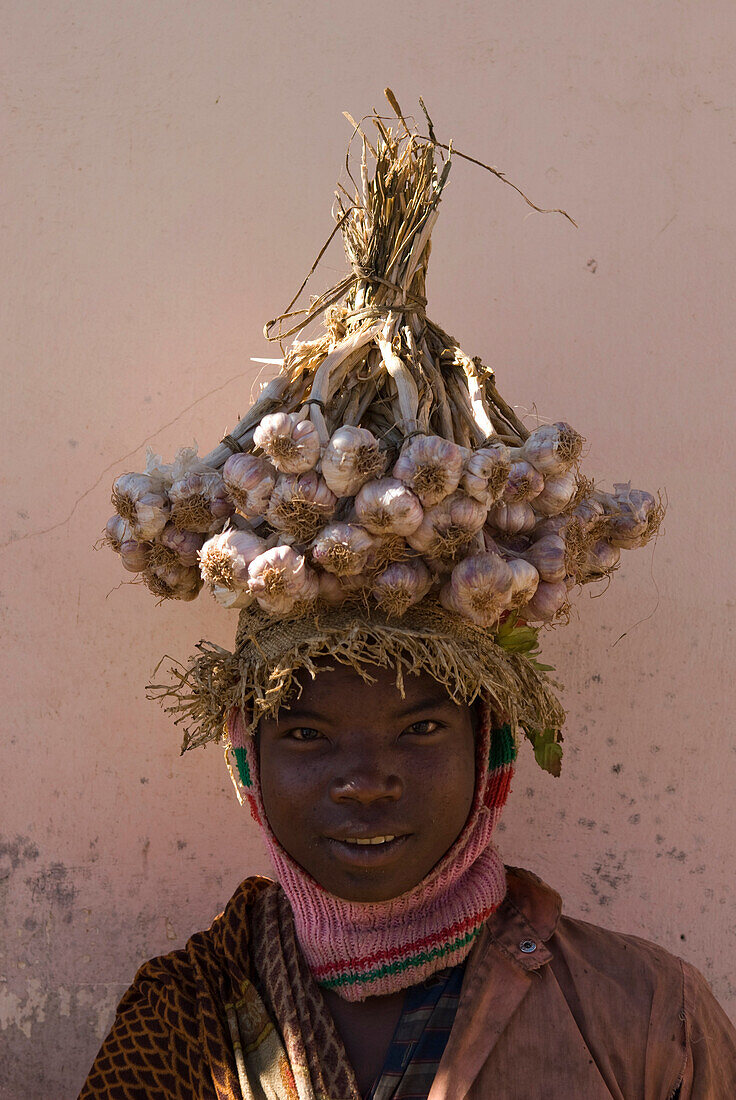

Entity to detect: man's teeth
[343,836,397,846]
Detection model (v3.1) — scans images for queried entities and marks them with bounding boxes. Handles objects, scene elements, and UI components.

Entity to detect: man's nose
[328,766,403,805]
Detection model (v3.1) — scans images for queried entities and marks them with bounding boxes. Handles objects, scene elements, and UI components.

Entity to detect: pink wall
[2,2,735,1093]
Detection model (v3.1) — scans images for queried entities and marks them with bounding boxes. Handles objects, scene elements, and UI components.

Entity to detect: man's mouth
[324,833,410,865]
[340,835,398,846]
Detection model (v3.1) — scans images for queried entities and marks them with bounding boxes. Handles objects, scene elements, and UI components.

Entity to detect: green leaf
[495,611,521,638]
[495,615,556,673]
[496,616,539,652]
[531,728,564,777]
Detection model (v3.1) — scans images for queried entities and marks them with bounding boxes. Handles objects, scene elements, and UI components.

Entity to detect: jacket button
[519,939,537,953]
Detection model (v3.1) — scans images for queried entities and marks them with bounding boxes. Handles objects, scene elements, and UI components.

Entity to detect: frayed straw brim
[148,600,565,754]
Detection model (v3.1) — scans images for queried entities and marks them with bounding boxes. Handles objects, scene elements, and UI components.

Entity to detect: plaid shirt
[367,964,466,1100]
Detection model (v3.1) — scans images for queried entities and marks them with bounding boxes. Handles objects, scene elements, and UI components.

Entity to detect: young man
[80,608,736,1099]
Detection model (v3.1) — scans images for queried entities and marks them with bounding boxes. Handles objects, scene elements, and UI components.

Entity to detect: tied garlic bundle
[104,449,231,600]
[104,98,662,622]
[107,92,664,774]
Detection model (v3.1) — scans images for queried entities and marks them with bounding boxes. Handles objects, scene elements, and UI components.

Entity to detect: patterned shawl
[80,877,361,1100]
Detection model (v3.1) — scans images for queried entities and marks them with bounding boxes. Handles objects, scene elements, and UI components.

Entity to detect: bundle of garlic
[108,92,663,771]
[104,449,231,600]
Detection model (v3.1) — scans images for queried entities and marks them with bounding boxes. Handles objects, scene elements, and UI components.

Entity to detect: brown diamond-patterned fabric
[79,876,360,1100]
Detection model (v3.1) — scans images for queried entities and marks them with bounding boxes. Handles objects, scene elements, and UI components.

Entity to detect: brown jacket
[435,866,736,1099]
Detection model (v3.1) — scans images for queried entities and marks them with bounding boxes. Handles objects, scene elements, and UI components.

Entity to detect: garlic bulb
[523,534,567,584]
[156,523,205,568]
[104,514,151,572]
[253,412,321,474]
[199,529,266,590]
[604,484,662,549]
[502,460,545,504]
[354,478,424,537]
[336,570,372,598]
[519,422,583,476]
[441,552,514,628]
[482,529,502,555]
[571,497,605,530]
[111,472,170,541]
[487,501,536,536]
[392,435,464,506]
[169,449,234,534]
[533,470,578,517]
[223,453,277,518]
[104,514,133,552]
[143,561,202,601]
[176,586,202,603]
[120,537,150,573]
[530,514,568,541]
[310,522,374,576]
[372,559,432,618]
[368,534,412,573]
[321,426,386,497]
[266,471,337,542]
[580,539,621,580]
[494,533,531,554]
[506,558,540,608]
[407,492,487,562]
[460,443,511,504]
[518,580,568,623]
[248,545,318,615]
[317,570,348,607]
[211,584,255,610]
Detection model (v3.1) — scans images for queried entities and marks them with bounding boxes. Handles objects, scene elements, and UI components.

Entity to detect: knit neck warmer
[228,701,515,1002]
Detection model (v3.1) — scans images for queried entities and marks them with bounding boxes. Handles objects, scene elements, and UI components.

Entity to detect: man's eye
[404,719,440,736]
[288,727,322,742]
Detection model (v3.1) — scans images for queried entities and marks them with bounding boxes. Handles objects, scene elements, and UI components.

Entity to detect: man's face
[257,664,476,903]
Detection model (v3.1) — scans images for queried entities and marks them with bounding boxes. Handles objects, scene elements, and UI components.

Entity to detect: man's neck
[321,985,407,1098]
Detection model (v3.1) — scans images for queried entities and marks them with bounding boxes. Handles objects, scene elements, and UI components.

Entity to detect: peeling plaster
[0,981,124,1097]
[0,978,48,1039]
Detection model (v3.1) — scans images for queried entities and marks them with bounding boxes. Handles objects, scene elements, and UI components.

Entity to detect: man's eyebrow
[394,695,458,720]
[275,706,329,725]
[274,695,457,724]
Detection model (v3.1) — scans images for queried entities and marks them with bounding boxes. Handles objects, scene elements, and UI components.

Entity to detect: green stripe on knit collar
[489,723,516,770]
[317,924,483,990]
[233,746,250,788]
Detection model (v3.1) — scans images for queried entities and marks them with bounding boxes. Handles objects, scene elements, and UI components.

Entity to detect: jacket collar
[484,864,562,970]
[427,865,562,1100]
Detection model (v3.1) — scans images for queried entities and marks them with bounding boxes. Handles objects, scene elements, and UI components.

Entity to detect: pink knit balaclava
[228,697,515,1002]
